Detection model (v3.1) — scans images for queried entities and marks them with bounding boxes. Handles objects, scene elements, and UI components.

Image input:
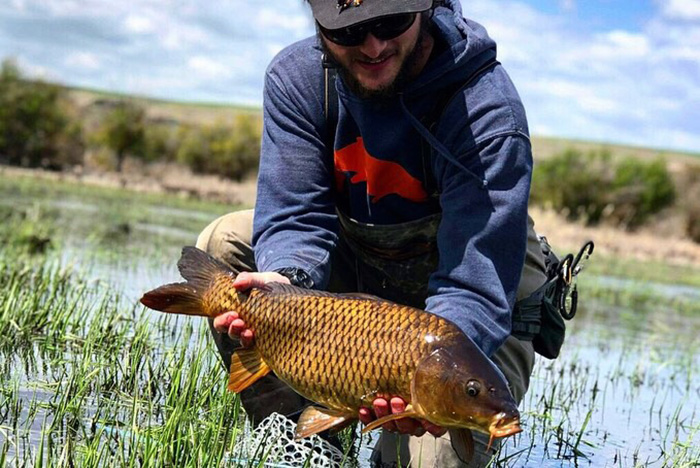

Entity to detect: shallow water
[1,182,699,467]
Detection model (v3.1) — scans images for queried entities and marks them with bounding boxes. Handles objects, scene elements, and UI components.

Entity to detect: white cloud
[65,52,100,70]
[662,0,700,21]
[460,0,700,153]
[187,56,232,79]
[9,0,27,10]
[559,0,576,12]
[596,30,651,59]
[124,14,155,34]
[256,8,310,35]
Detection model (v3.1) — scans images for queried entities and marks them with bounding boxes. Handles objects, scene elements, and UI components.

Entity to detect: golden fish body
[203,274,462,412]
[141,247,522,445]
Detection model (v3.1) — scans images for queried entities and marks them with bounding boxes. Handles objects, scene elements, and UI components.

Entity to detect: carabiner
[571,240,595,277]
[560,286,578,320]
[558,254,574,286]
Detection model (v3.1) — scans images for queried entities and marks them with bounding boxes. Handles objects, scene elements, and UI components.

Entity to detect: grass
[531,135,700,163]
[0,243,248,466]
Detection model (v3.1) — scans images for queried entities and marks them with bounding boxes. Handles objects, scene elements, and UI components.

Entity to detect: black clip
[556,240,595,321]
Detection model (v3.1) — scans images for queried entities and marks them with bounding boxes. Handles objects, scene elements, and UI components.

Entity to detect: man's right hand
[212,271,290,347]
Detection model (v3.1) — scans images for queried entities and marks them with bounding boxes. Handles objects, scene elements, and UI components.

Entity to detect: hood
[404,0,497,96]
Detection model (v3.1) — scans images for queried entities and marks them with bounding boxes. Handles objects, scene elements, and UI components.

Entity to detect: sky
[1,0,699,153]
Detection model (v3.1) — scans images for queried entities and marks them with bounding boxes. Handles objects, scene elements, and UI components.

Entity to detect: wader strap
[323,55,339,152]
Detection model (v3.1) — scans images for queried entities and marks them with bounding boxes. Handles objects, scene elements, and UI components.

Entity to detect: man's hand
[212,271,290,347]
[359,397,447,437]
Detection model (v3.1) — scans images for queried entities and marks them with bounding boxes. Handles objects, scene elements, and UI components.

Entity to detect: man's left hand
[359,397,447,437]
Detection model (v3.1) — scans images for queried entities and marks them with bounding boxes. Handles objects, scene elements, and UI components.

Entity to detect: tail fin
[140,246,237,317]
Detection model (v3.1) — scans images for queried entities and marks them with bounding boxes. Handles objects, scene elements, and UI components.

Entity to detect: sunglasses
[318,13,417,47]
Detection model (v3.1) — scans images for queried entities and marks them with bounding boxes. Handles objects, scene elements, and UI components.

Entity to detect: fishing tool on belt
[511,239,595,359]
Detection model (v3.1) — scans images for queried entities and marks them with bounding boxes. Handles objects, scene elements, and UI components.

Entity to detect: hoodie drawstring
[398,93,489,190]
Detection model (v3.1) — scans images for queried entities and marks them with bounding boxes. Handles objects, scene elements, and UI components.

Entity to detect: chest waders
[323,59,594,359]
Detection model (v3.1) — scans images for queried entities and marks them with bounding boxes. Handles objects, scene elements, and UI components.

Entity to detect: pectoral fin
[451,428,475,463]
[227,348,271,393]
[295,406,355,439]
[360,408,420,433]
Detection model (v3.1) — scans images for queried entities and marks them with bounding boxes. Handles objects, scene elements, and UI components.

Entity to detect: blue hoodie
[253,0,532,357]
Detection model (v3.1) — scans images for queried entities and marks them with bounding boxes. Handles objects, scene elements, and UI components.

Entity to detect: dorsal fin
[177,246,236,290]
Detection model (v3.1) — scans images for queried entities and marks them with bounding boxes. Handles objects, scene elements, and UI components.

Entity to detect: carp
[140,247,522,457]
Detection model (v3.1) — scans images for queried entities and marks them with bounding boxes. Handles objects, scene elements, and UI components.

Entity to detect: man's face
[321,15,433,100]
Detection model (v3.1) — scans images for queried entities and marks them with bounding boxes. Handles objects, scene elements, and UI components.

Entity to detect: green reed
[0,246,252,466]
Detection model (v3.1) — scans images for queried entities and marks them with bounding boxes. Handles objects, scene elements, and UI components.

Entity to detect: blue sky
[1,0,699,153]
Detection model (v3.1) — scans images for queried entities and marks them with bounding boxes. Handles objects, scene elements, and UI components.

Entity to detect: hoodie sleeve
[425,72,533,357]
[252,47,338,289]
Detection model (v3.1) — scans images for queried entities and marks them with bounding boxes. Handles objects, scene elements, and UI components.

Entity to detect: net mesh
[226,412,346,467]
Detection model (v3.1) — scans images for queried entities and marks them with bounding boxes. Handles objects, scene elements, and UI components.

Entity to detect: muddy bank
[530,207,700,267]
[0,163,256,207]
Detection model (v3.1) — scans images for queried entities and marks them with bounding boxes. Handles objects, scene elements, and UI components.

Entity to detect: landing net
[226,412,346,467]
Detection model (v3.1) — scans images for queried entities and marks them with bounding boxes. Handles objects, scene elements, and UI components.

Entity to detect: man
[197,0,547,465]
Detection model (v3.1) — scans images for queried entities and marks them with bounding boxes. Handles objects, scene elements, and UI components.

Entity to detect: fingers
[360,397,445,437]
[215,271,290,348]
[359,407,373,426]
[233,271,290,291]
[212,311,255,347]
[240,328,254,348]
[390,397,420,435]
[230,318,246,336]
[367,398,421,436]
[212,311,238,333]
[373,398,395,432]
[421,420,448,437]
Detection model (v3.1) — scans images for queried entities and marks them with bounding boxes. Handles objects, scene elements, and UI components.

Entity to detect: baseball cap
[309,0,434,30]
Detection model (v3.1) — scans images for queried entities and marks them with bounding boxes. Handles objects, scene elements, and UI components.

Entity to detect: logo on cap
[338,0,363,12]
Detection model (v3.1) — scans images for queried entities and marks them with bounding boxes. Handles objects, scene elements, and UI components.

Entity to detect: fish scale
[211,284,459,412]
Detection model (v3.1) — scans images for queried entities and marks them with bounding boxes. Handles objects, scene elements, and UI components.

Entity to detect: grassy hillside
[67,85,700,164]
[531,136,700,164]
[67,85,261,127]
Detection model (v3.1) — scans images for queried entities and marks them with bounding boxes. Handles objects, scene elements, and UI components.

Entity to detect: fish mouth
[490,411,522,437]
[486,412,522,451]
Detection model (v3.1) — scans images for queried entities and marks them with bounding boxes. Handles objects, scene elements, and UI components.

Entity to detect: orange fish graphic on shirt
[334,137,428,203]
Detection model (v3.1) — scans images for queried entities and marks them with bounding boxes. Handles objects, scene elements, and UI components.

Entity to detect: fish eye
[466,380,481,397]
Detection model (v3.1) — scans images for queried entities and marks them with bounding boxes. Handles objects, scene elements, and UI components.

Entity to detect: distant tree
[175,116,261,181]
[94,100,146,172]
[0,58,83,169]
[531,148,676,229]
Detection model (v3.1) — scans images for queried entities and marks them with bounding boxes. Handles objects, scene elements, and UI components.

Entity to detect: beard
[320,18,430,101]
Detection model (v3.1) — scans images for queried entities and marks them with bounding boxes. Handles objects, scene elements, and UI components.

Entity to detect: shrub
[92,100,146,172]
[610,157,676,228]
[677,164,700,243]
[143,123,178,163]
[211,114,262,181]
[532,148,676,229]
[0,59,83,169]
[175,115,261,181]
[531,148,612,224]
[176,125,210,173]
